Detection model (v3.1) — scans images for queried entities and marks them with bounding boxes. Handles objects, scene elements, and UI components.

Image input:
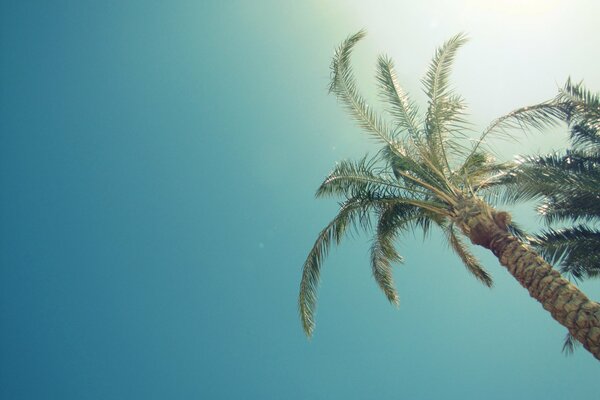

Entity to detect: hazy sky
[1,1,599,399]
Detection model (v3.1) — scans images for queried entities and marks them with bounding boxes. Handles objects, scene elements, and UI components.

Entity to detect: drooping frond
[466,102,564,166]
[329,30,397,148]
[370,202,431,304]
[371,205,405,305]
[531,226,600,280]
[446,224,493,287]
[299,196,376,336]
[370,239,399,304]
[485,102,565,134]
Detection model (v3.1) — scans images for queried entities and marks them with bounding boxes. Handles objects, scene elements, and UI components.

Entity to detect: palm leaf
[370,204,407,305]
[532,226,600,280]
[375,55,421,142]
[315,156,426,199]
[465,102,564,169]
[299,196,375,336]
[494,153,600,209]
[446,224,493,287]
[329,30,397,149]
[421,33,469,172]
[422,33,468,106]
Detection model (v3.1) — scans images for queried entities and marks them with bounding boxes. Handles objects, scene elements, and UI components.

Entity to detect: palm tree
[499,80,600,282]
[298,31,600,361]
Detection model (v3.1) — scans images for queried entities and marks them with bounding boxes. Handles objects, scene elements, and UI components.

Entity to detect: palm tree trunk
[456,196,600,361]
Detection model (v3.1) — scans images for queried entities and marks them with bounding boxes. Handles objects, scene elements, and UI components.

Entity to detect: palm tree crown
[299,31,561,337]
[299,31,600,361]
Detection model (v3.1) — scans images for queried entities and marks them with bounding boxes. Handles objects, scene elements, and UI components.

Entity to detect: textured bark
[454,196,600,361]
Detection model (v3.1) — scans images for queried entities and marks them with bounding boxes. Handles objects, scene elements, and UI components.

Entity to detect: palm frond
[422,33,468,106]
[558,80,600,154]
[532,226,600,280]
[329,30,397,149]
[493,153,600,208]
[316,156,427,199]
[299,196,376,336]
[570,123,600,155]
[446,224,493,287]
[421,33,469,172]
[299,191,449,336]
[375,55,421,142]
[466,102,564,167]
[370,204,414,305]
[540,197,600,225]
[560,78,600,118]
[315,158,453,216]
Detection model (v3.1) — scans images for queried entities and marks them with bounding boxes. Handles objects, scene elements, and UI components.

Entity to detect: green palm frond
[555,79,600,155]
[370,203,446,304]
[466,102,564,167]
[421,33,468,105]
[329,30,397,149]
[421,33,469,172]
[299,191,448,336]
[495,153,600,207]
[299,196,378,336]
[375,55,421,142]
[446,224,493,287]
[560,78,600,117]
[540,196,600,225]
[370,204,414,305]
[487,102,565,133]
[314,158,453,216]
[370,239,400,304]
[532,226,600,280]
[316,156,426,199]
[570,124,600,155]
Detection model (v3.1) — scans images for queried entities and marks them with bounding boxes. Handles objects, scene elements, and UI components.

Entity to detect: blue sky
[1,1,599,399]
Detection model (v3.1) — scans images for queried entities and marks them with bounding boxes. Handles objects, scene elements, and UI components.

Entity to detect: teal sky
[1,1,599,399]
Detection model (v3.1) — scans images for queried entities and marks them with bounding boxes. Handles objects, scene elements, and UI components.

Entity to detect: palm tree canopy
[298,31,560,336]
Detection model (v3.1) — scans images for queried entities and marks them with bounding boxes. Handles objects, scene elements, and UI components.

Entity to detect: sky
[1,1,599,399]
